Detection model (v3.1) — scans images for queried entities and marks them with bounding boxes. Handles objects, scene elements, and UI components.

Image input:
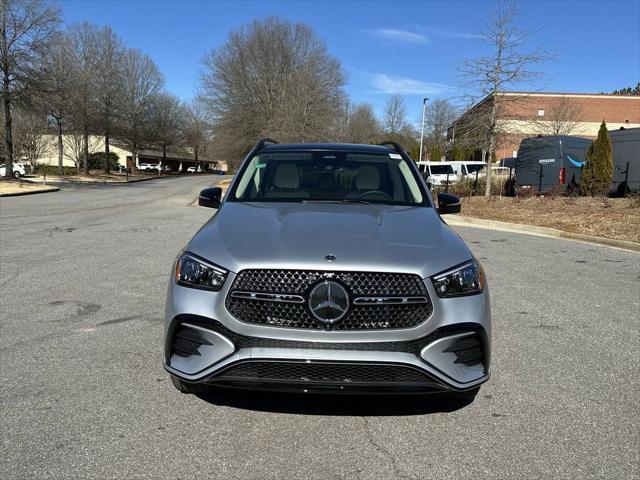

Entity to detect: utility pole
[419,97,428,162]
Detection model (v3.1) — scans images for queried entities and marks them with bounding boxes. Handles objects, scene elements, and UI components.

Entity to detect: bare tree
[0,0,59,177]
[459,0,547,195]
[63,133,90,171]
[425,98,458,154]
[149,92,182,167]
[119,47,164,170]
[12,106,50,173]
[528,96,584,136]
[382,95,407,134]
[199,17,346,163]
[94,26,125,173]
[39,31,73,175]
[181,98,211,170]
[343,103,380,144]
[67,22,100,174]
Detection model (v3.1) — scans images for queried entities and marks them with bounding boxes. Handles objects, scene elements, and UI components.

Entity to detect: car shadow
[195,388,473,416]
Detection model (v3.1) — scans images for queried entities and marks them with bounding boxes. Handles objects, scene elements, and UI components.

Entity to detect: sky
[60,0,640,124]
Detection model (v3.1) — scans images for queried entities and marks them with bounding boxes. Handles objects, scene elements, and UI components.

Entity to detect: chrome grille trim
[352,296,429,305]
[229,291,305,304]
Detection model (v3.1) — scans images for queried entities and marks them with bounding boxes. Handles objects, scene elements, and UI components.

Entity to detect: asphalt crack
[362,417,415,480]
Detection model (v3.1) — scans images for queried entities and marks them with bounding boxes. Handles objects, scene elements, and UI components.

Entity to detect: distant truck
[515,135,591,193]
[609,128,639,196]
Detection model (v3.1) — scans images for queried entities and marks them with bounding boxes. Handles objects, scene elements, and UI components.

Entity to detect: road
[1,176,638,479]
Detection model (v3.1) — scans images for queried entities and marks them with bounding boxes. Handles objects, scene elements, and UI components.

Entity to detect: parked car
[609,127,639,196]
[211,169,226,175]
[417,161,459,186]
[138,163,157,171]
[160,165,172,173]
[448,161,487,177]
[515,135,591,193]
[115,165,129,174]
[0,163,27,178]
[165,140,491,401]
[186,166,202,173]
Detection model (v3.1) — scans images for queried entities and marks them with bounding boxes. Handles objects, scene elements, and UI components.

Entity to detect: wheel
[170,375,212,394]
[13,170,20,178]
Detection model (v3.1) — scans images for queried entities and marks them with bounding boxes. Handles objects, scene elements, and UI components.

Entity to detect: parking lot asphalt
[1,176,638,479]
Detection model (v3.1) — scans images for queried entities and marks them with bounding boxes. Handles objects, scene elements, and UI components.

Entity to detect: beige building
[448,92,640,160]
[36,135,228,172]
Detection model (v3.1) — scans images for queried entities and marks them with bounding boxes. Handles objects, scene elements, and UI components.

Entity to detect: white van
[416,161,459,186]
[448,161,487,177]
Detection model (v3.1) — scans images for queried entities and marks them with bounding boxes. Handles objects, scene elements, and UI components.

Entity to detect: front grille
[213,361,435,385]
[226,269,432,330]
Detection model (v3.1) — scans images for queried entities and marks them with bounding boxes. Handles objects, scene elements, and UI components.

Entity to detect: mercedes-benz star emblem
[308,280,349,325]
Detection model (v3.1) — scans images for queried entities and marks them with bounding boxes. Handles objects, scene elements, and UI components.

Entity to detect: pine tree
[581,121,613,196]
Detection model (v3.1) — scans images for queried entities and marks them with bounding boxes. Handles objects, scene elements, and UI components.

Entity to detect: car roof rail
[378,141,411,159]
[255,138,279,151]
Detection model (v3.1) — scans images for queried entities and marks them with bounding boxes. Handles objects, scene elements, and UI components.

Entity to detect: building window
[537,109,545,117]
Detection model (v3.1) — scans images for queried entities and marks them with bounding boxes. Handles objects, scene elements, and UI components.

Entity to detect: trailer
[609,128,640,196]
[515,135,591,193]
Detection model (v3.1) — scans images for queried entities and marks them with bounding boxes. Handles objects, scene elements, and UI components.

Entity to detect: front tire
[13,170,20,178]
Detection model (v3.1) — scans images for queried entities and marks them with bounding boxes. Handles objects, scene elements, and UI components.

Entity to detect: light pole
[419,97,428,162]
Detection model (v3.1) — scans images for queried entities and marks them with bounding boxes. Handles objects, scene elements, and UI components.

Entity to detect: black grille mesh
[226,269,432,330]
[231,269,428,296]
[215,362,434,385]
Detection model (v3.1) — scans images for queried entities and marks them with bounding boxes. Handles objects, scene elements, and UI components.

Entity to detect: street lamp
[419,97,429,162]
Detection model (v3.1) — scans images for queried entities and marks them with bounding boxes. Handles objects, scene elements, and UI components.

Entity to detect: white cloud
[417,27,483,40]
[371,73,452,95]
[365,29,428,44]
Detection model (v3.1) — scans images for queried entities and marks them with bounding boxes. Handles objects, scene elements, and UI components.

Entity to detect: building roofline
[447,91,639,129]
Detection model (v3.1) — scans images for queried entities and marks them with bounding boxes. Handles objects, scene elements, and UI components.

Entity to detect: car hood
[187,202,472,278]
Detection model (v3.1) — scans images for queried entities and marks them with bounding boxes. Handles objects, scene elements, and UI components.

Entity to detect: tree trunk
[83,125,89,174]
[104,132,110,174]
[2,69,14,178]
[160,144,166,175]
[57,120,64,176]
[132,142,137,173]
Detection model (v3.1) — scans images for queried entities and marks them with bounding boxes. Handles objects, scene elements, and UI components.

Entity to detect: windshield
[429,164,454,175]
[230,150,427,206]
[465,163,487,174]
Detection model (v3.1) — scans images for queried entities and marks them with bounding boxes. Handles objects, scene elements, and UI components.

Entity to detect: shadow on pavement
[195,388,472,416]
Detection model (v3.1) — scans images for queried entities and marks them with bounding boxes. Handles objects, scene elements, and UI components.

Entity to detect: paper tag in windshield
[389,153,402,159]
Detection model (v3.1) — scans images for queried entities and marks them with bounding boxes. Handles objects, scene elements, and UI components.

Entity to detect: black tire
[13,170,20,178]
[170,375,212,394]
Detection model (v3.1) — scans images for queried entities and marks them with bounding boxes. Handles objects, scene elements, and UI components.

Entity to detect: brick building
[447,92,640,161]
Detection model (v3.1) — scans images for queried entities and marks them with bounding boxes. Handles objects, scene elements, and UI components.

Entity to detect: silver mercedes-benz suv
[164,140,491,401]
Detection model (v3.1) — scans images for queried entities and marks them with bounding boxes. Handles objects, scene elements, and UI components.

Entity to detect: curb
[0,186,60,197]
[443,215,640,253]
[30,175,173,185]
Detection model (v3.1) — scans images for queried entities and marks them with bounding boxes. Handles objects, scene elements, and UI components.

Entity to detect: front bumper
[164,274,491,393]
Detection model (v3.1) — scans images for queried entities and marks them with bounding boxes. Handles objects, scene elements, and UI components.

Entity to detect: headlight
[432,260,484,298]
[175,252,227,291]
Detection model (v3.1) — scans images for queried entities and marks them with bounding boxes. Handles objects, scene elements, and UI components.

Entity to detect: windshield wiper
[302,199,372,205]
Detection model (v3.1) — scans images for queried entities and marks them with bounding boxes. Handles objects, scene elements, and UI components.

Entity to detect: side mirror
[437,192,461,215]
[199,187,222,208]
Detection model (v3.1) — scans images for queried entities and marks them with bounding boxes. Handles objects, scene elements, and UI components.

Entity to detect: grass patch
[460,196,640,243]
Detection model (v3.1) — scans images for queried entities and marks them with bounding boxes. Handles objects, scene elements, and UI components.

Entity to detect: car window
[465,164,486,174]
[429,165,454,175]
[230,151,427,206]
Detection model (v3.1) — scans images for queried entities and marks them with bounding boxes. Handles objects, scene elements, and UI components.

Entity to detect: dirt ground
[32,170,160,183]
[0,180,58,196]
[460,195,640,243]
